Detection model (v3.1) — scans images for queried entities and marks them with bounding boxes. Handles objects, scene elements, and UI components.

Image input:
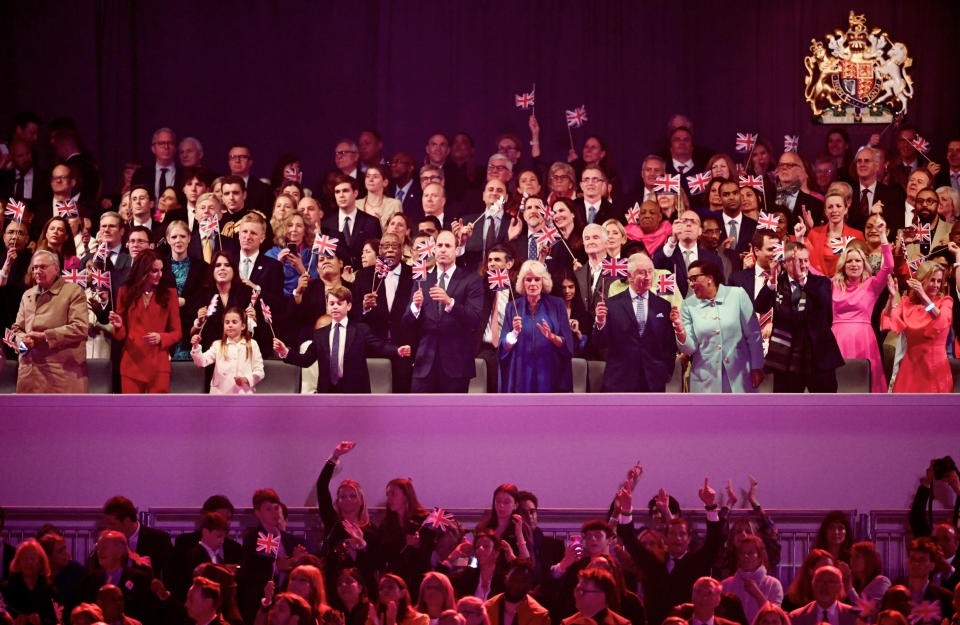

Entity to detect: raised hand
[698,477,717,507]
[725,479,738,508]
[412,286,424,308]
[333,441,356,458]
[272,338,289,358]
[595,300,608,326]
[615,481,633,514]
[748,475,759,505]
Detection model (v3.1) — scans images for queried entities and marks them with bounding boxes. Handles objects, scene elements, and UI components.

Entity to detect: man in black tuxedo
[80,531,156,624]
[660,126,711,208]
[187,192,238,262]
[475,243,516,393]
[387,151,422,222]
[128,185,166,243]
[81,211,133,301]
[51,127,101,210]
[275,285,409,393]
[712,180,757,260]
[653,210,724,298]
[352,233,416,392]
[321,174,382,268]
[131,128,182,202]
[238,489,306,624]
[728,229,782,307]
[226,144,271,214]
[170,496,241,601]
[460,178,511,272]
[402,230,484,392]
[849,146,906,232]
[102,495,174,582]
[573,166,623,226]
[755,242,844,392]
[773,151,824,230]
[593,252,677,392]
[0,138,37,207]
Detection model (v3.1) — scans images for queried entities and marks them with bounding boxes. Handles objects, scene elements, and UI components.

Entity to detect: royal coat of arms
[803,11,914,124]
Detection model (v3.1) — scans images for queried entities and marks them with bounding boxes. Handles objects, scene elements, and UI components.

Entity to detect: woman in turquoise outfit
[499,260,573,392]
[165,220,207,360]
[673,259,765,392]
[264,209,319,296]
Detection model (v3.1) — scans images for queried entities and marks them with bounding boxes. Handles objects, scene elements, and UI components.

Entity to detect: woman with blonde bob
[416,571,457,623]
[498,260,574,393]
[750,603,791,625]
[265,209,318,296]
[2,539,58,623]
[831,228,893,392]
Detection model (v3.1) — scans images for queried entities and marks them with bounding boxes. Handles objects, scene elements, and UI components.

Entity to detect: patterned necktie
[396,188,405,203]
[437,271,447,314]
[634,294,646,335]
[588,205,597,224]
[242,258,252,280]
[330,323,341,385]
[728,219,738,242]
[528,236,538,260]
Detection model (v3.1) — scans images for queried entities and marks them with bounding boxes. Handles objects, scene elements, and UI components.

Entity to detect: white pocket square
[656,313,664,318]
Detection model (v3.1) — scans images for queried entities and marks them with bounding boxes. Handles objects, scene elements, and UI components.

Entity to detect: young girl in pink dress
[831,230,893,392]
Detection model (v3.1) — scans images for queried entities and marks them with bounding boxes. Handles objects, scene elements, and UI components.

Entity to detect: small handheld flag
[771,242,785,262]
[739,175,764,191]
[625,202,641,225]
[735,132,757,153]
[916,223,931,244]
[656,273,677,296]
[653,174,680,195]
[312,233,339,258]
[909,135,930,155]
[256,531,281,557]
[62,269,87,288]
[908,600,941,624]
[260,300,273,325]
[416,237,436,260]
[487,267,511,291]
[4,200,26,223]
[829,236,856,255]
[422,507,457,531]
[601,256,628,279]
[412,259,428,281]
[3,328,15,348]
[686,171,712,195]
[565,105,587,128]
[783,135,799,153]
[535,225,560,248]
[55,199,79,219]
[375,257,389,279]
[200,217,220,239]
[89,268,111,291]
[94,240,110,263]
[756,212,780,231]
[514,89,535,110]
[206,293,219,318]
[283,165,302,183]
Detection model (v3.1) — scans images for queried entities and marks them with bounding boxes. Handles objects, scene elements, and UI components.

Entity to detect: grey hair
[626,252,652,276]
[488,153,513,172]
[179,136,203,153]
[196,192,221,209]
[32,249,60,271]
[515,260,552,294]
[419,164,444,182]
[151,127,176,144]
[855,146,882,164]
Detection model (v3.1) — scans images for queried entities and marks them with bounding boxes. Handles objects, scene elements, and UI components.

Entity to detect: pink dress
[882,294,954,393]
[831,244,893,392]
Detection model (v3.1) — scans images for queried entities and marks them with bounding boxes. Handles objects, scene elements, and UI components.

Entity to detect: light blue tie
[634,295,646,335]
[396,188,405,203]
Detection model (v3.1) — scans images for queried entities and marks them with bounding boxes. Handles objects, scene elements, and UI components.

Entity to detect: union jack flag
[422,507,457,531]
[854,597,877,618]
[916,223,931,244]
[4,200,26,223]
[565,105,587,128]
[625,202,641,225]
[783,135,799,153]
[416,237,436,260]
[89,268,111,291]
[94,240,110,264]
[283,165,302,183]
[261,300,273,325]
[54,199,79,219]
[375,257,389,279]
[487,267,511,290]
[739,175,764,191]
[756,212,780,231]
[535,225,560,247]
[653,174,680,195]
[3,328,15,348]
[771,242,785,262]
[199,217,220,239]
[487,196,504,217]
[514,89,535,110]
[656,272,676,296]
[686,171,712,195]
[256,531,281,557]
[535,200,551,221]
[758,309,773,328]
[412,259,428,281]
[908,600,941,624]
[249,288,260,309]
[829,236,856,255]
[312,233,339,258]
[909,135,931,155]
[601,256,628,279]
[206,293,219,318]
[735,163,747,177]
[908,256,924,273]
[735,132,757,153]
[62,269,87,288]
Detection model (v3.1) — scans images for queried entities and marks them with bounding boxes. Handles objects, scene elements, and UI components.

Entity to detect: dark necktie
[330,323,341,385]
[343,216,352,245]
[822,610,829,625]
[160,167,169,197]
[528,236,537,260]
[677,164,686,175]
[14,171,24,200]
[859,188,870,216]
[485,216,497,253]
[437,271,447,314]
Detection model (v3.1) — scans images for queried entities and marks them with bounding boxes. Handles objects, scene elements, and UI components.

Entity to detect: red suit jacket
[114,287,182,382]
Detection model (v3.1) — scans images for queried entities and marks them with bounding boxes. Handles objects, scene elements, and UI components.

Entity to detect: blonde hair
[832,240,873,290]
[515,260,553,294]
[219,308,254,361]
[910,261,947,304]
[274,209,315,247]
[11,539,52,579]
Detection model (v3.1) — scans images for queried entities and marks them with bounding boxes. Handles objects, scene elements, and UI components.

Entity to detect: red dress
[114,287,182,388]
[882,295,954,393]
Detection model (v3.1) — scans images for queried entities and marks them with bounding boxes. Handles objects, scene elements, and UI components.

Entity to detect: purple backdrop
[3,1,959,195]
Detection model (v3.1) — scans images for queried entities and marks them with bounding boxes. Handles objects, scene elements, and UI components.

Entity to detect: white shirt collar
[331,317,348,328]
[724,213,742,226]
[628,286,648,300]
[241,250,259,263]
[673,158,695,171]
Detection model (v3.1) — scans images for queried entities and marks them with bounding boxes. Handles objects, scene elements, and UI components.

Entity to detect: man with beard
[900,187,953,260]
[773,151,824,231]
[484,560,550,625]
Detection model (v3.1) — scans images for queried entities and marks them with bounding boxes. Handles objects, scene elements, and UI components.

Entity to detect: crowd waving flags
[565,105,587,128]
[416,237,436,260]
[412,259,428,281]
[62,269,87,288]
[625,202,641,225]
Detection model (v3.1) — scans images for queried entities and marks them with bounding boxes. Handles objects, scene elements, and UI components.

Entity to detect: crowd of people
[2,112,960,393]
[1,450,958,625]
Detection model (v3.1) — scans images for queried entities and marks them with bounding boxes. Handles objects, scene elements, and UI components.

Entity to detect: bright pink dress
[831,244,893,392]
[882,295,954,393]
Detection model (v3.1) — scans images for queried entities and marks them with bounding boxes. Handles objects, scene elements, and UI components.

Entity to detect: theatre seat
[367,358,393,394]
[571,358,587,393]
[835,358,871,393]
[665,358,684,393]
[469,358,486,393]
[587,360,605,392]
[951,359,960,393]
[0,358,16,393]
[257,360,300,394]
[87,358,113,394]
[169,361,206,394]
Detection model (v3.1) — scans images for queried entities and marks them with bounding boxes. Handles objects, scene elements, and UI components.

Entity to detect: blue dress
[265,245,320,296]
[498,293,574,392]
[170,257,192,360]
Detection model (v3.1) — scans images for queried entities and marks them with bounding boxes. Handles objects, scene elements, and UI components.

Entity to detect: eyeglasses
[335,150,357,157]
[574,587,604,596]
[676,218,699,225]
[551,174,571,181]
[582,177,605,184]
[777,162,801,169]
[917,197,940,206]
[228,154,251,161]
[51,175,73,182]
[379,243,401,250]
[687,273,709,281]
[487,165,508,172]
[421,175,442,183]
[153,141,175,147]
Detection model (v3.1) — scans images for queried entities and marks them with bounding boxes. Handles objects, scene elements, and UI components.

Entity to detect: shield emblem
[831,59,877,106]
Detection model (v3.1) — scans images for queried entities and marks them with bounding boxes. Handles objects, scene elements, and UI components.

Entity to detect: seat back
[571,358,588,393]
[835,358,871,393]
[87,358,113,394]
[257,360,301,394]
[469,358,487,393]
[169,361,206,394]
[366,358,393,394]
[587,360,605,392]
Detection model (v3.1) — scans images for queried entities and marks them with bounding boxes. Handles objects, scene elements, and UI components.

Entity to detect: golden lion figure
[804,40,842,115]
